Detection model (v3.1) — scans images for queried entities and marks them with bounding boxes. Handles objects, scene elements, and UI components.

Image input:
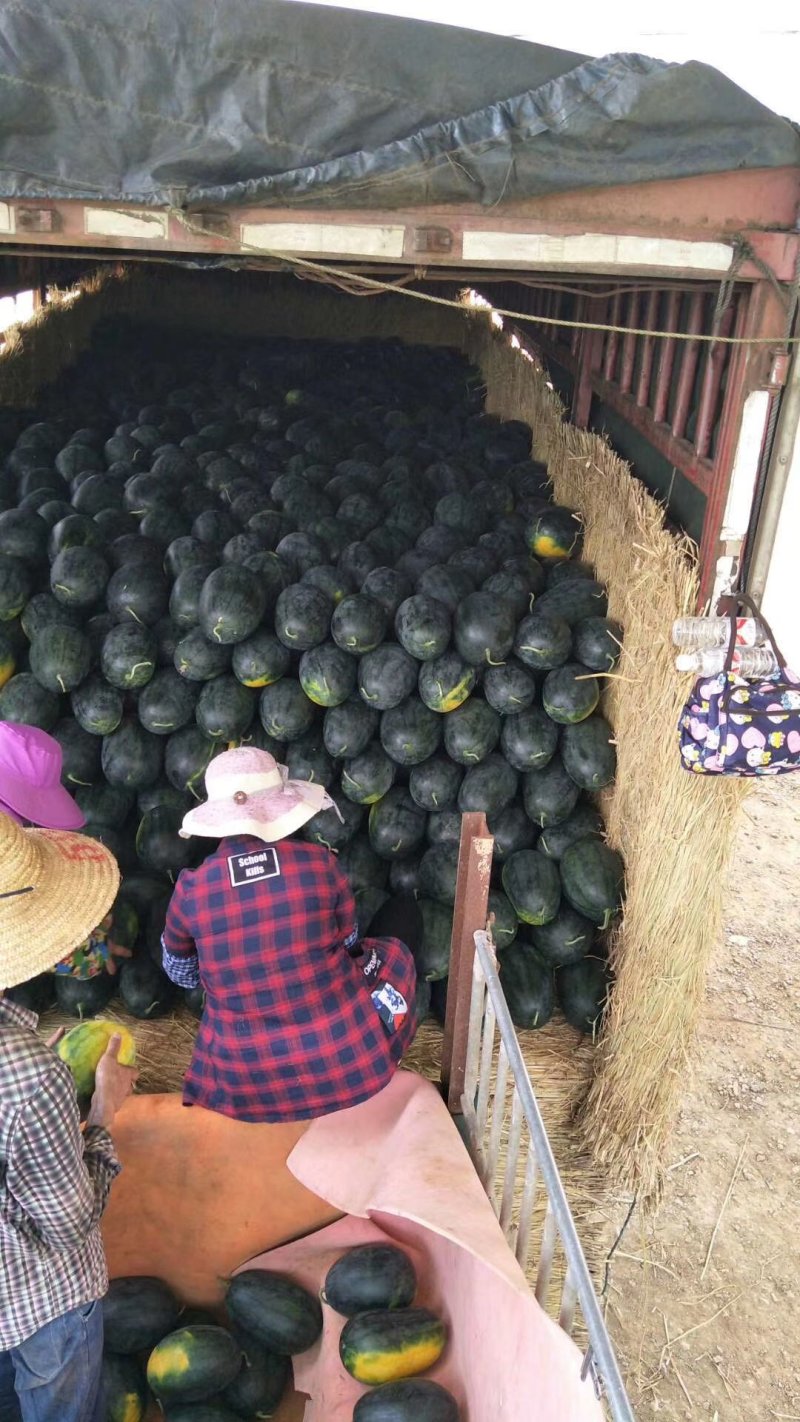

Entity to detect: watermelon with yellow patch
[102,1354,148,1422]
[417,652,477,714]
[56,1019,136,1101]
[339,1308,447,1385]
[0,629,15,689]
[146,1325,243,1405]
[526,507,583,562]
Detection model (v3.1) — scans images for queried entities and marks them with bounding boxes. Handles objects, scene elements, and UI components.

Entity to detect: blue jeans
[0,1301,103,1422]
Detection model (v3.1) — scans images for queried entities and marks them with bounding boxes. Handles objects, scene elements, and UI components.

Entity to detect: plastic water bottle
[672,616,765,650]
[675,646,779,677]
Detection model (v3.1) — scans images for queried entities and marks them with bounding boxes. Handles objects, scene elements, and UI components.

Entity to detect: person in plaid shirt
[0,812,137,1422]
[163,747,422,1123]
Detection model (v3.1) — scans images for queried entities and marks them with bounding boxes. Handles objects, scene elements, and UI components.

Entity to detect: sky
[302,0,800,120]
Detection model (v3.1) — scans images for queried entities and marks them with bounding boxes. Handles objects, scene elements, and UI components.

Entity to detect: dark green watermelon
[526,506,583,562]
[389,856,422,896]
[196,676,256,741]
[101,623,157,690]
[47,513,104,561]
[199,565,267,645]
[20,592,81,642]
[136,805,194,876]
[502,850,560,925]
[102,718,163,789]
[231,630,290,690]
[8,973,56,1015]
[299,643,357,707]
[513,612,572,670]
[106,566,169,627]
[29,625,91,694]
[534,579,608,627]
[54,970,115,1018]
[361,566,413,618]
[0,508,48,562]
[137,668,198,735]
[331,593,388,656]
[0,673,60,730]
[488,889,519,952]
[285,732,335,789]
[449,545,495,584]
[302,564,353,605]
[274,583,332,651]
[119,955,176,1018]
[260,680,317,743]
[341,743,396,804]
[556,956,610,1033]
[71,674,124,736]
[174,629,232,682]
[0,556,33,623]
[482,661,538,717]
[560,839,624,929]
[380,697,442,767]
[50,546,109,609]
[500,941,555,1028]
[442,698,500,765]
[457,754,518,816]
[52,718,101,787]
[531,904,595,967]
[415,898,453,980]
[573,616,623,673]
[169,566,210,630]
[222,1329,290,1420]
[164,535,218,580]
[416,564,475,613]
[487,803,537,861]
[542,663,600,725]
[537,803,604,860]
[453,592,515,667]
[418,841,460,905]
[305,796,363,851]
[481,569,532,621]
[522,758,580,829]
[394,595,451,662]
[323,696,378,760]
[500,708,559,772]
[74,783,133,826]
[561,715,616,791]
[368,788,427,860]
[426,810,462,845]
[165,725,219,799]
[408,756,463,812]
[337,837,389,892]
[358,645,418,711]
[418,652,477,714]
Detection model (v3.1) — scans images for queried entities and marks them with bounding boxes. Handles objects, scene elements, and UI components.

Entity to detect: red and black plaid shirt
[162,836,417,1123]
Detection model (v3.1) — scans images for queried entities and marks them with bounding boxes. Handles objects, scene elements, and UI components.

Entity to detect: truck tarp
[1,0,798,211]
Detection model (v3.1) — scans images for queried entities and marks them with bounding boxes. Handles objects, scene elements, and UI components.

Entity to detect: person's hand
[45,1026,65,1050]
[105,940,134,977]
[86,1034,138,1130]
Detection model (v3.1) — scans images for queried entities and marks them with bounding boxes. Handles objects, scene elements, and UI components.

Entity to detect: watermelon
[457,754,518,816]
[556,956,610,1033]
[164,536,218,579]
[531,904,595,966]
[408,756,463,812]
[20,592,81,641]
[52,718,101,787]
[74,783,133,826]
[368,789,427,860]
[56,1019,136,1102]
[137,668,197,735]
[341,744,396,804]
[50,546,109,609]
[487,803,537,861]
[500,941,555,1028]
[286,733,335,789]
[323,697,378,760]
[0,672,60,730]
[337,838,389,892]
[534,579,608,627]
[119,955,176,1018]
[47,514,104,561]
[199,566,267,644]
[353,1379,460,1422]
[260,680,316,743]
[442,699,500,765]
[560,839,624,929]
[500,708,559,773]
[106,566,169,626]
[225,1271,323,1355]
[453,592,515,667]
[481,568,532,621]
[54,970,115,1018]
[222,1329,290,1419]
[434,492,483,539]
[323,1245,417,1317]
[0,509,48,563]
[418,842,460,905]
[573,616,623,673]
[389,857,422,896]
[147,1326,243,1405]
[169,566,210,629]
[561,715,616,790]
[380,697,442,767]
[196,676,255,740]
[394,596,451,662]
[101,623,157,690]
[418,652,477,714]
[542,663,600,724]
[299,642,357,706]
[103,1276,181,1354]
[303,563,352,604]
[513,612,572,670]
[526,506,582,562]
[332,593,388,655]
[29,625,91,694]
[502,850,560,925]
[482,660,537,716]
[174,629,232,683]
[233,630,291,689]
[305,797,363,851]
[358,645,418,710]
[102,1354,148,1422]
[272,583,331,652]
[339,1308,447,1386]
[71,674,124,736]
[488,889,519,952]
[537,802,604,860]
[102,719,163,790]
[0,556,33,621]
[416,564,474,614]
[362,566,413,618]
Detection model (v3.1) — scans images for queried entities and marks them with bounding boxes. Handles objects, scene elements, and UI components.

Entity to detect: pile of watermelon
[0,320,623,1033]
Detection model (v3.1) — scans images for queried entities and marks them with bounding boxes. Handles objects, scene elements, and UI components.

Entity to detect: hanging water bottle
[672,616,765,650]
[675,646,780,677]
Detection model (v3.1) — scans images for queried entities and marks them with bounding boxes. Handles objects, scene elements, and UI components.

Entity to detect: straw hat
[180,747,336,843]
[0,814,120,990]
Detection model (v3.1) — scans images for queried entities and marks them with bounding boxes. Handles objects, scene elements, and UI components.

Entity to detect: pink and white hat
[179,747,336,844]
[0,722,85,830]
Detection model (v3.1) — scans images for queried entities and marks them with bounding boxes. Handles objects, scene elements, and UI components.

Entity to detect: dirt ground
[607,775,800,1420]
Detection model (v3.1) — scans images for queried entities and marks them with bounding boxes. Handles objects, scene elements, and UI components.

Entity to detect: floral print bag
[678,596,800,777]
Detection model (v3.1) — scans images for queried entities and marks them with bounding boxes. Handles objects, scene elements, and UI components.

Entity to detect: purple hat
[0,722,85,830]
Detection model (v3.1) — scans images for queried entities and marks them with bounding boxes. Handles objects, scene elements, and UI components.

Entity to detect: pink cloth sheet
[239,1069,605,1422]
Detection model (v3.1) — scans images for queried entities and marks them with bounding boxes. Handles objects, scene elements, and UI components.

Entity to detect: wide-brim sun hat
[180,746,336,844]
[0,721,85,830]
[0,813,120,990]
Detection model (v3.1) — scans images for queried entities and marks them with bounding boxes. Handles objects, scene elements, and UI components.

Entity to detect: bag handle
[715,591,787,673]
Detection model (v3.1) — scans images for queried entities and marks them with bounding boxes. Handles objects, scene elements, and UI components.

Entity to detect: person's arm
[7,1066,120,1255]
[161,872,201,988]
